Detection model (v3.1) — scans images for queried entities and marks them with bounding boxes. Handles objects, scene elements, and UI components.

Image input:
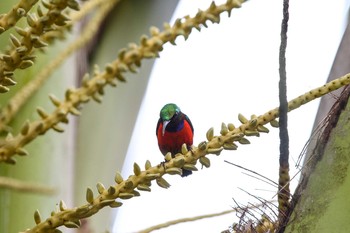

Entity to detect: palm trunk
[284,20,350,233]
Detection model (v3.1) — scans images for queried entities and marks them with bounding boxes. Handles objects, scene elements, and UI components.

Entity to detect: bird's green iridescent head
[160,103,180,121]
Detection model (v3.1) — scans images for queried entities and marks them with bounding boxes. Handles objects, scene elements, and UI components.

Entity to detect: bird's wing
[184,114,194,133]
[156,118,162,136]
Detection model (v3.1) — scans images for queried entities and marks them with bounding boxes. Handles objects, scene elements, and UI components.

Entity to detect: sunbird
[156,103,194,177]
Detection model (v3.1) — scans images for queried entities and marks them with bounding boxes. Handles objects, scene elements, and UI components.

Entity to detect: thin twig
[237,188,278,218]
[224,160,279,187]
[137,209,236,233]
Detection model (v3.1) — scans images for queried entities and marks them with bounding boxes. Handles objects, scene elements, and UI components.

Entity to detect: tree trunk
[284,20,350,233]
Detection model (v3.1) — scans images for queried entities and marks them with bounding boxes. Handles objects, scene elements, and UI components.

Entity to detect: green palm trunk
[75,1,178,231]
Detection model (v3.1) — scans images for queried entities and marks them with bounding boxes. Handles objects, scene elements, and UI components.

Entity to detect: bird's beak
[162,120,170,136]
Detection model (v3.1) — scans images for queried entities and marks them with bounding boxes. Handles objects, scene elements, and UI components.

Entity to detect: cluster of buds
[0,0,80,93]
[22,73,350,233]
[0,0,246,164]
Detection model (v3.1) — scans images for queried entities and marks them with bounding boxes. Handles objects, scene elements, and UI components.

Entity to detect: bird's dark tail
[181,169,192,177]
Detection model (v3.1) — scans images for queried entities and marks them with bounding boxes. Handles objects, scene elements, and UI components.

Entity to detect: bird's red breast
[156,119,193,155]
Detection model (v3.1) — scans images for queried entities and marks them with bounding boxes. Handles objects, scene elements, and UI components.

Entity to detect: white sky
[114,0,349,232]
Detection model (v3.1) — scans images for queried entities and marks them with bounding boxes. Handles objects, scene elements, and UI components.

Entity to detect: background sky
[114,0,350,232]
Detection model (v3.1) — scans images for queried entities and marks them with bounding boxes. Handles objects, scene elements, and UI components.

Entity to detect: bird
[156,103,194,177]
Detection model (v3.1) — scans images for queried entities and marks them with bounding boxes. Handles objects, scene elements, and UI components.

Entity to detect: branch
[0,0,120,131]
[0,0,245,164]
[278,0,289,168]
[0,0,39,34]
[137,209,236,233]
[21,72,350,233]
[0,0,80,93]
[277,0,291,223]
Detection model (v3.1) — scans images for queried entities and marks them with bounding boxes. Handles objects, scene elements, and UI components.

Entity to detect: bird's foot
[188,145,196,155]
[160,160,167,170]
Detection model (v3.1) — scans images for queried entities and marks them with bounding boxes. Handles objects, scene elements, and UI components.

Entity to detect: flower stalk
[22,73,350,232]
[0,0,120,131]
[0,0,245,164]
[0,0,80,92]
[0,0,39,34]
